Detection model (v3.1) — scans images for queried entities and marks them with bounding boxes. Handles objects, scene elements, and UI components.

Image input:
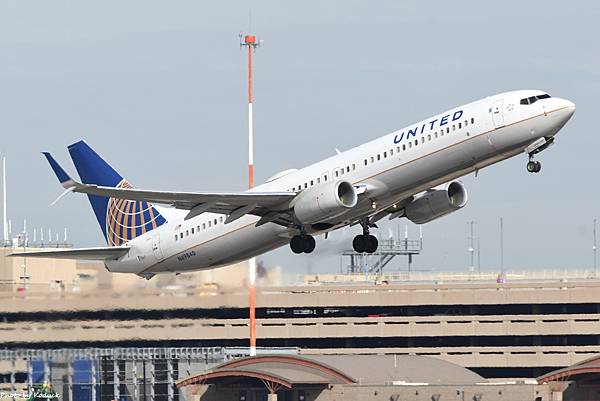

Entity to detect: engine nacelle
[405,181,468,224]
[293,180,358,224]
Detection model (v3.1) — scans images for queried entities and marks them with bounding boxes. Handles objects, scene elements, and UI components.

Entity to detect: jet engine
[405,181,468,224]
[293,180,358,224]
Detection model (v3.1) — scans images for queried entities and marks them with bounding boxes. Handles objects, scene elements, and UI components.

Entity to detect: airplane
[14,90,575,279]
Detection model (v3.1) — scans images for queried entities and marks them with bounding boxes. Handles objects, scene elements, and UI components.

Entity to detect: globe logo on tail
[105,180,167,246]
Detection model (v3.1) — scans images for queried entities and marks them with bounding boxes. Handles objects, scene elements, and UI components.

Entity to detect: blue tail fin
[67,140,167,246]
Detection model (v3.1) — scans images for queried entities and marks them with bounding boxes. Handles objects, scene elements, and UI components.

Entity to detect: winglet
[42,152,77,189]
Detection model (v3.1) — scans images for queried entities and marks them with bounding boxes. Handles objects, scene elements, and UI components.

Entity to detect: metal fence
[0,347,228,401]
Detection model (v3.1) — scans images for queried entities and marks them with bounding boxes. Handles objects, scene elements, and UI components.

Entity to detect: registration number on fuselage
[177,251,197,262]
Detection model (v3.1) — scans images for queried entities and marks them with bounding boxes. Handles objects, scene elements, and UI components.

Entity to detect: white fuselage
[106,90,575,276]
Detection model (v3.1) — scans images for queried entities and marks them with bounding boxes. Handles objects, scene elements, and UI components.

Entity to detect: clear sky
[0,1,597,274]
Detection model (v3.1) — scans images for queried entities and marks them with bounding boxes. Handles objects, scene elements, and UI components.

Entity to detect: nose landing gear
[527,158,541,173]
[525,137,553,174]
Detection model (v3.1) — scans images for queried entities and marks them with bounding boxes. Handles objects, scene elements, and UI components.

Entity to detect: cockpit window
[520,93,551,105]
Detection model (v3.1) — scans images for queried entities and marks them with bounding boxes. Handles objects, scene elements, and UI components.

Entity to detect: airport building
[1,246,600,400]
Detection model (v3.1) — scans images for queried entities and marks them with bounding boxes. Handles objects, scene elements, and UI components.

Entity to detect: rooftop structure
[178,354,553,401]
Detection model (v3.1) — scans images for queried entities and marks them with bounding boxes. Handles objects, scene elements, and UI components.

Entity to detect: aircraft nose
[552,97,575,115]
[565,99,576,115]
[561,99,576,122]
[548,98,575,133]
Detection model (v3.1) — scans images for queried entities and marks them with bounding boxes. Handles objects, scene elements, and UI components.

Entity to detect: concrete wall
[2,280,600,368]
[3,279,600,311]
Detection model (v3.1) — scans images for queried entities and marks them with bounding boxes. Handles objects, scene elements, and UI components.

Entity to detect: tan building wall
[1,249,280,293]
[187,383,553,401]
[0,248,77,292]
[2,279,599,312]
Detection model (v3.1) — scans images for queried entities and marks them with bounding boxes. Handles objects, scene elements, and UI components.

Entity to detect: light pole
[467,221,476,272]
[240,32,260,357]
[500,217,504,275]
[594,218,597,277]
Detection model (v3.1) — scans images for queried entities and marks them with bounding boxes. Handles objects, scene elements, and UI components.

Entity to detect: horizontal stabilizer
[9,246,130,261]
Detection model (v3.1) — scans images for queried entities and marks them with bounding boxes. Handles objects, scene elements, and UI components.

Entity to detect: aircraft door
[491,99,505,128]
[152,234,163,260]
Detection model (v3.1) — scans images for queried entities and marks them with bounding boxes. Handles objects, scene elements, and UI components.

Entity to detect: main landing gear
[352,219,378,253]
[290,234,316,254]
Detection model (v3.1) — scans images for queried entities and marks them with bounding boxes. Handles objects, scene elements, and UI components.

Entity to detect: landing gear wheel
[290,235,316,254]
[303,235,316,253]
[534,161,541,173]
[353,235,367,253]
[290,235,305,254]
[353,234,379,253]
[365,235,378,254]
[527,161,537,173]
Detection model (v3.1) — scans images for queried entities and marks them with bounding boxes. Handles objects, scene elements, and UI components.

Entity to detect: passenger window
[414,140,418,146]
[180,233,183,239]
[339,168,344,175]
[304,183,308,188]
[202,223,206,229]
[458,122,462,129]
[191,228,195,234]
[324,174,328,181]
[310,180,314,186]
[364,159,368,166]
[371,156,375,163]
[402,144,406,151]
[421,137,425,144]
[446,127,450,134]
[346,166,350,173]
[409,142,412,148]
[197,225,201,232]
[464,120,468,127]
[175,235,178,241]
[352,163,356,170]
[377,154,381,161]
[452,125,456,131]
[383,151,387,158]
[208,221,211,227]
[219,216,223,223]
[390,149,393,156]
[471,118,475,124]
[428,134,431,141]
[396,146,401,153]
[214,218,217,225]
[335,170,339,177]
[434,132,438,138]
[317,177,320,184]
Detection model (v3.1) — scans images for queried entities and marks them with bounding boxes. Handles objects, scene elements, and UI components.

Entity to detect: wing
[43,152,297,226]
[9,246,130,261]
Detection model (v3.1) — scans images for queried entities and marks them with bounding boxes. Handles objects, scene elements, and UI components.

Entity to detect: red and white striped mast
[240,32,260,356]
